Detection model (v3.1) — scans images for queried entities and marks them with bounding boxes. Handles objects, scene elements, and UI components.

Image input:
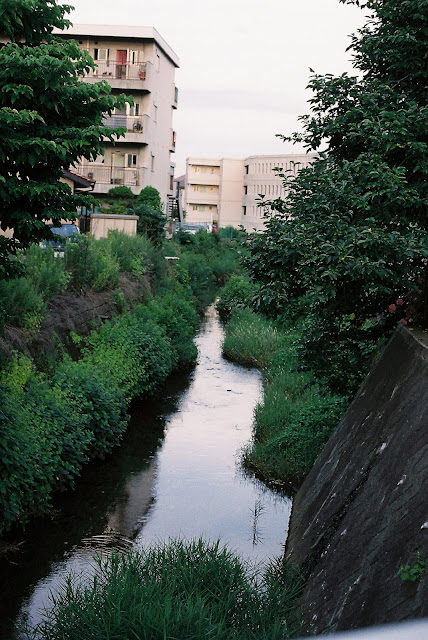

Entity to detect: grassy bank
[0,229,243,534]
[32,538,303,640]
[222,308,347,488]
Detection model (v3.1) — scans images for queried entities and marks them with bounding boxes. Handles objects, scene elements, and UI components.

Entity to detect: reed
[33,539,302,640]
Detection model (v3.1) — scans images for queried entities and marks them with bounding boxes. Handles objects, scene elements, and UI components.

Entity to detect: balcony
[75,164,146,194]
[84,61,152,90]
[102,114,150,143]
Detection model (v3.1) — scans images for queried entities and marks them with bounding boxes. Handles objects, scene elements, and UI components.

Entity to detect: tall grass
[223,309,346,486]
[33,539,302,640]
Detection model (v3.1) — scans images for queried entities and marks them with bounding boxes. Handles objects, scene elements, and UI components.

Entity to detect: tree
[0,0,129,277]
[245,0,428,395]
[132,187,167,244]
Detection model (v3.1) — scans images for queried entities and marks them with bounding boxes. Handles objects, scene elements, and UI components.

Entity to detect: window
[244,185,248,195]
[151,154,155,172]
[94,48,109,61]
[156,51,160,71]
[245,165,249,174]
[130,103,140,116]
[243,206,247,216]
[127,154,137,168]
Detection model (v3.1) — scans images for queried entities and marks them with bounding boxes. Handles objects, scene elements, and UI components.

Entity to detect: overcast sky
[68,0,367,174]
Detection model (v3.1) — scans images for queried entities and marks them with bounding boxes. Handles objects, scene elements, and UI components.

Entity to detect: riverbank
[0,229,243,535]
[221,308,347,488]
[1,305,297,639]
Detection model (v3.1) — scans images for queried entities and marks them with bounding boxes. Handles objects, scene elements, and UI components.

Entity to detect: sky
[68,0,367,175]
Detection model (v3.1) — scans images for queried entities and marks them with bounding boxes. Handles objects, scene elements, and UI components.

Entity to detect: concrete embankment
[285,325,428,634]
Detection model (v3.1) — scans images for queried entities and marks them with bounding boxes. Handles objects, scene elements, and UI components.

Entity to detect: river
[0,305,292,639]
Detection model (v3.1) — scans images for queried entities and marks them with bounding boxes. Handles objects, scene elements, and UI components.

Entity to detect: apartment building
[56,24,179,208]
[184,154,315,232]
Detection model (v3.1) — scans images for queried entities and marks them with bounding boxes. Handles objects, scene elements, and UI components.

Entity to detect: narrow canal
[0,306,292,639]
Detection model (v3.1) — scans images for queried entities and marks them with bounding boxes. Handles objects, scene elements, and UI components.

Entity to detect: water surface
[0,306,292,638]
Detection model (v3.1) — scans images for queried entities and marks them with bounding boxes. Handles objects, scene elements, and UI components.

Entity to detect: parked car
[41,224,80,255]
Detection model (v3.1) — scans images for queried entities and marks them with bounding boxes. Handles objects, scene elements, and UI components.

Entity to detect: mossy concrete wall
[285,325,428,634]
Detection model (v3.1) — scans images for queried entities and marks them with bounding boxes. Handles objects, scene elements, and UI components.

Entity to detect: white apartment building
[184,154,315,232]
[56,25,179,208]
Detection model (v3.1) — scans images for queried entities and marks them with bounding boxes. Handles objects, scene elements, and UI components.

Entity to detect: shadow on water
[0,306,292,639]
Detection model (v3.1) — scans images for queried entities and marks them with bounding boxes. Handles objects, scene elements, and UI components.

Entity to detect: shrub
[53,357,128,459]
[34,539,302,640]
[179,252,216,310]
[133,292,199,370]
[64,235,120,293]
[137,185,163,210]
[132,203,167,245]
[107,185,135,199]
[0,276,45,334]
[216,275,257,320]
[85,313,174,398]
[24,243,70,299]
[0,355,93,533]
[107,230,153,275]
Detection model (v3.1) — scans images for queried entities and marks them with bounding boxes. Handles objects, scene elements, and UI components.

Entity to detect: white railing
[88,61,150,81]
[75,165,143,187]
[102,115,144,133]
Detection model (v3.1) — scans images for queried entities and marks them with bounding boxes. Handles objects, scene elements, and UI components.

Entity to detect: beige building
[184,154,315,232]
[56,24,179,209]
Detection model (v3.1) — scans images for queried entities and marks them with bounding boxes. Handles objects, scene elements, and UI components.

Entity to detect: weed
[398,552,426,582]
[33,539,303,640]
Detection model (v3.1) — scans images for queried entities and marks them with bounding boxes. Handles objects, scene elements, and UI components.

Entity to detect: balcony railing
[75,164,143,187]
[88,61,150,81]
[102,115,145,133]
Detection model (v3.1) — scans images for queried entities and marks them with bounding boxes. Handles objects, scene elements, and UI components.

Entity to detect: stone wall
[285,325,428,634]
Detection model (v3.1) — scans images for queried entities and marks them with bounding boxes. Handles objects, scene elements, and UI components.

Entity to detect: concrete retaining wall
[285,325,428,634]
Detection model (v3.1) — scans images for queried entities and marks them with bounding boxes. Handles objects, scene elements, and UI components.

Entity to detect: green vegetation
[216,274,258,321]
[0,0,129,278]
[222,309,346,487]
[398,552,426,583]
[33,539,303,640]
[244,0,428,396]
[0,227,243,533]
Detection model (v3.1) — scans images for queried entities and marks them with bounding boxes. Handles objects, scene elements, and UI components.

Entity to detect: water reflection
[3,306,292,638]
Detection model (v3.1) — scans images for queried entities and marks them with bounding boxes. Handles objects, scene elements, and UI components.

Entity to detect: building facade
[56,24,179,209]
[184,154,315,232]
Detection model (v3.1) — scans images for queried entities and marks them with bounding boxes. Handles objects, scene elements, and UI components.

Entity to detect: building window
[127,154,137,167]
[94,48,109,61]
[151,154,155,172]
[244,185,248,195]
[243,206,247,216]
[156,52,160,72]
[245,165,249,174]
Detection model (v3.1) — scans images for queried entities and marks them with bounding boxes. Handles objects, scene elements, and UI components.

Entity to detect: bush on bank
[33,538,303,640]
[0,229,241,534]
[222,308,346,487]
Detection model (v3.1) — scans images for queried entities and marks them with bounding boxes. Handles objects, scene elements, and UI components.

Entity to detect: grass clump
[223,308,286,369]
[223,309,346,487]
[33,539,302,640]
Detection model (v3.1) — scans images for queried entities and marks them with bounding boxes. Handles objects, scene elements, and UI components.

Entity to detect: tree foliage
[0,0,130,276]
[245,0,428,395]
